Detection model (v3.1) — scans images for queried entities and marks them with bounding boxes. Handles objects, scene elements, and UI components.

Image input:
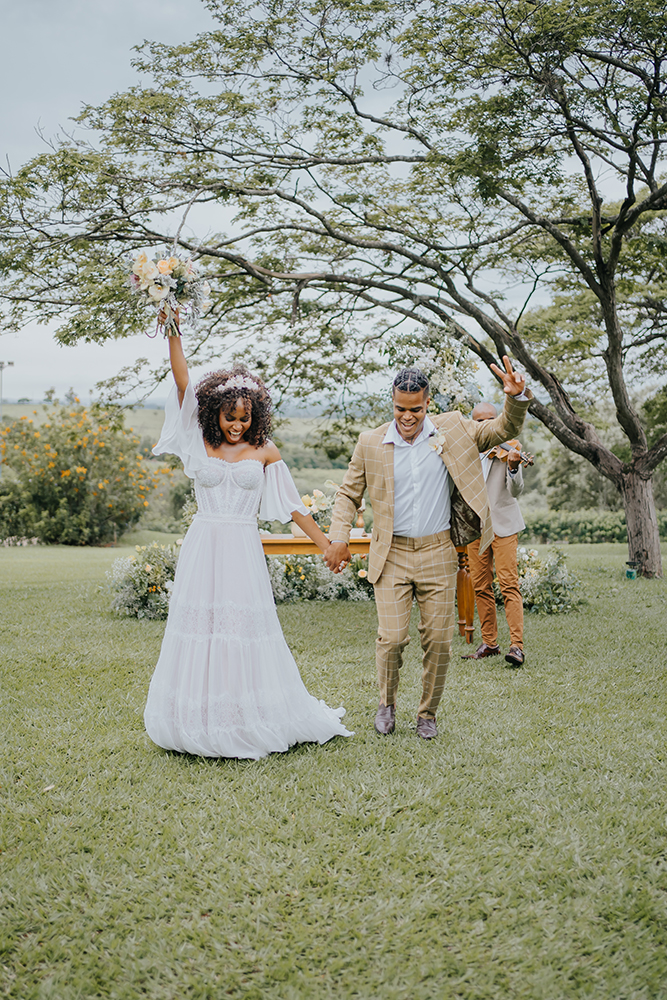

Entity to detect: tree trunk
[621,471,662,578]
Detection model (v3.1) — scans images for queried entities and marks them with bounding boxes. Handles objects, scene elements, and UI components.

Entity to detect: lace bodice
[194,458,265,522]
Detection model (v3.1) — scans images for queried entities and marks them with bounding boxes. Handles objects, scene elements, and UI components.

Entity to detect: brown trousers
[373,531,457,719]
[467,534,523,648]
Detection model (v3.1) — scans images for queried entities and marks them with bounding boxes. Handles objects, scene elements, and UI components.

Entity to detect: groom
[324,357,532,739]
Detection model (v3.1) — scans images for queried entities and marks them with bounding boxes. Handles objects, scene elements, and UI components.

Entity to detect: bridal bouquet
[128,250,211,336]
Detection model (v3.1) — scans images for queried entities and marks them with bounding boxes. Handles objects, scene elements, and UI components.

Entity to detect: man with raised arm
[324,358,532,739]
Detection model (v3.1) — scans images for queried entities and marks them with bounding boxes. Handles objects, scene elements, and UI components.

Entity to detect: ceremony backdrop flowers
[109,545,374,616]
[129,250,211,336]
[386,326,482,414]
[266,552,374,603]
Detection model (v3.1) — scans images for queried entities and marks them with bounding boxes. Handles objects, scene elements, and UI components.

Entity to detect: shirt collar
[383,415,437,447]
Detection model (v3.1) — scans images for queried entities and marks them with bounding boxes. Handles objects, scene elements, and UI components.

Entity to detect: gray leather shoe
[374,703,395,735]
[416,716,437,739]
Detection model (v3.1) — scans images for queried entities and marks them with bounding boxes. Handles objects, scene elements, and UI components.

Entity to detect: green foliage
[544,444,625,512]
[524,508,667,544]
[108,541,180,619]
[643,386,667,449]
[180,486,198,533]
[0,401,167,544]
[2,0,665,413]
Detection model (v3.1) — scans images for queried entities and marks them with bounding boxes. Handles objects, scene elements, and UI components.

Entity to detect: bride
[143,334,353,758]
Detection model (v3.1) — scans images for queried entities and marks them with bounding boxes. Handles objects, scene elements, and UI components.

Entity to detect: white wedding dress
[144,382,353,758]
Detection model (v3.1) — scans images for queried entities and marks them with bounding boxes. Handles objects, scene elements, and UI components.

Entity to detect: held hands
[490,355,526,396]
[323,541,352,574]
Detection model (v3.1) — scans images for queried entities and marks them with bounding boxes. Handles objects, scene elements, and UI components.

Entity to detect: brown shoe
[416,716,437,739]
[374,703,395,735]
[462,642,501,660]
[505,645,525,667]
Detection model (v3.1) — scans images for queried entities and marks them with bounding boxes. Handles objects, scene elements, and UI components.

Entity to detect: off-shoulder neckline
[206,456,284,468]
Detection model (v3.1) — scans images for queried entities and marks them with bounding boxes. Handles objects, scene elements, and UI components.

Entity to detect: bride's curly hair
[195,365,272,448]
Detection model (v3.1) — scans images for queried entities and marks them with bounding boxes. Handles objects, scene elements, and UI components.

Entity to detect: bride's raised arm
[168,334,189,407]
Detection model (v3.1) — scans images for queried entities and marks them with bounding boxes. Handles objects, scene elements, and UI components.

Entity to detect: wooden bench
[260,533,371,555]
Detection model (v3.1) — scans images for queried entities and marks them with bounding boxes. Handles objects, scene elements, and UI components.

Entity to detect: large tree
[2,0,667,574]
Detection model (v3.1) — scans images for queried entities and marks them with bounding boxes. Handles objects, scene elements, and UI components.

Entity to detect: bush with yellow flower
[0,399,170,544]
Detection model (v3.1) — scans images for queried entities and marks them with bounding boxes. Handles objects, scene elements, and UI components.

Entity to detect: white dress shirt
[382,416,450,537]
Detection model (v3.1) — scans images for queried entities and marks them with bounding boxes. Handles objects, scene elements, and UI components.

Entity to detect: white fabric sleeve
[152,381,209,480]
[506,463,524,497]
[260,460,311,522]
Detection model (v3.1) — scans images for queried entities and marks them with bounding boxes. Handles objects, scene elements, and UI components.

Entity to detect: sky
[0,0,217,403]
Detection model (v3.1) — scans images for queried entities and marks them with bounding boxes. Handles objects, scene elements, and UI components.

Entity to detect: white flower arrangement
[388,327,482,414]
[493,545,582,614]
[107,542,179,619]
[298,480,345,528]
[128,250,211,337]
[428,430,447,457]
[300,488,333,515]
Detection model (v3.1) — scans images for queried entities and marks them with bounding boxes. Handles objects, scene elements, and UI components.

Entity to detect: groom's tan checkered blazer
[329,392,533,584]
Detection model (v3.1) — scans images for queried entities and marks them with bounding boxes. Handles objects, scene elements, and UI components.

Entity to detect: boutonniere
[428,430,447,456]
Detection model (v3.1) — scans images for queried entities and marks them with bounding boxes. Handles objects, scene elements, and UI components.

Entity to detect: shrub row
[523,509,667,544]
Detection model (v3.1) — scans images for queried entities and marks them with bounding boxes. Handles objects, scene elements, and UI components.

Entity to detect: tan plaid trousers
[373,530,457,719]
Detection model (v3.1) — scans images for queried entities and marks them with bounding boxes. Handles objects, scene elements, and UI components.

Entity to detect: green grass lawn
[1,543,666,999]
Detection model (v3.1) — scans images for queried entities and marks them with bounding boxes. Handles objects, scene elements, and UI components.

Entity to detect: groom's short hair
[392,368,430,396]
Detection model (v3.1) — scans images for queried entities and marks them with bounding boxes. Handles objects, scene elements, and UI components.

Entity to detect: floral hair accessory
[214,374,260,393]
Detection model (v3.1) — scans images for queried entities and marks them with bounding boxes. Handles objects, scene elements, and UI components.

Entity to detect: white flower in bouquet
[148,283,169,302]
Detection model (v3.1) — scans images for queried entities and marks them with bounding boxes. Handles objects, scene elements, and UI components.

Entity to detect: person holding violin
[462,402,530,667]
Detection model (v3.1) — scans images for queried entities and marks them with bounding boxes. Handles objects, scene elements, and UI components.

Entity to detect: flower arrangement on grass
[108,541,181,619]
[266,552,375,603]
[129,250,211,336]
[493,545,582,614]
[109,542,374,617]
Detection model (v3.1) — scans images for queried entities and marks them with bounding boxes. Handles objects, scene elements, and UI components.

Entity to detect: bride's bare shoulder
[258,441,282,466]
